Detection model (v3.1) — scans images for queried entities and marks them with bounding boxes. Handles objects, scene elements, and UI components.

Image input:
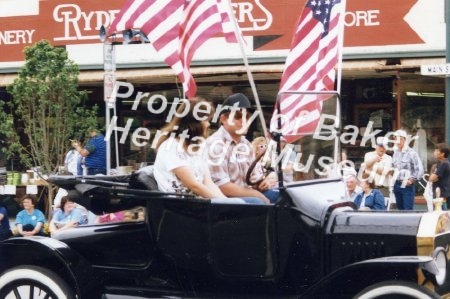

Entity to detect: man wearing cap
[362,136,393,198]
[206,93,278,204]
[392,129,424,210]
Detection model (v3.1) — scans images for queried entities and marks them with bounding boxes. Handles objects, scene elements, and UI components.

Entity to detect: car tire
[353,280,441,299]
[0,265,76,299]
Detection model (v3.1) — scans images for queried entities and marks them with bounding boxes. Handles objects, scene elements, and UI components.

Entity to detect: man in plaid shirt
[392,129,424,210]
[206,93,279,204]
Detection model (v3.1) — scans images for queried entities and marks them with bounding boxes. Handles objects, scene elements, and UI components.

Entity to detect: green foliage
[0,40,99,173]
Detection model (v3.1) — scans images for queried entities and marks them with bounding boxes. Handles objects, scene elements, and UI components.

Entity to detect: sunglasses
[233,110,251,120]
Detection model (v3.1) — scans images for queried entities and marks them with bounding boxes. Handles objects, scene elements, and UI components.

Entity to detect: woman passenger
[154,97,227,199]
[252,136,268,157]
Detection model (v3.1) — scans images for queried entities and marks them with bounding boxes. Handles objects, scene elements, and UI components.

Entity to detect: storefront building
[0,0,446,171]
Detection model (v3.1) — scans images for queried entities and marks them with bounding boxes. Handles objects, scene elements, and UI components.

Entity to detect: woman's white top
[154,138,206,194]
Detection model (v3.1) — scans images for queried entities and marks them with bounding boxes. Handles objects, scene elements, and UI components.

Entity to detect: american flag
[108,0,239,99]
[271,0,344,142]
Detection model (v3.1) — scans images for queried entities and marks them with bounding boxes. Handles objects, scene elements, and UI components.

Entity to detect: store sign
[0,0,443,63]
[421,64,450,76]
[104,72,116,103]
[344,0,423,47]
[103,44,115,72]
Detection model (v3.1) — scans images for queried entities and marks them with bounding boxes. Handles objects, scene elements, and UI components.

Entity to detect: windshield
[268,92,342,182]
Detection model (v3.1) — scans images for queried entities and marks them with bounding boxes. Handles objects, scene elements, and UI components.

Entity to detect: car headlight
[432,247,447,286]
[420,247,447,286]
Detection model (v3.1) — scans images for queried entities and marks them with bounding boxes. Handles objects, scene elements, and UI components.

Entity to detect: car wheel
[0,265,75,299]
[354,280,440,299]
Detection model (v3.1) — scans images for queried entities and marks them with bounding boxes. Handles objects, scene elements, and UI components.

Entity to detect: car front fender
[299,256,440,299]
[0,236,97,298]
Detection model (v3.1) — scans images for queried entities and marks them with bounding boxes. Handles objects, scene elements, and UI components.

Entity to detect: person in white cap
[362,136,393,198]
[392,129,424,210]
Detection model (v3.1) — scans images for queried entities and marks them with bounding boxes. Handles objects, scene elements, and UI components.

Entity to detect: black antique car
[1,93,450,299]
[0,171,450,299]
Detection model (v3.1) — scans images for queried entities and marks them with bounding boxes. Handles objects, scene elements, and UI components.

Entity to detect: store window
[341,78,395,171]
[399,75,445,173]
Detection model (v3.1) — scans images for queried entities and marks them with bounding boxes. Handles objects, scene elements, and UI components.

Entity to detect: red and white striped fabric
[271,0,344,142]
[108,0,239,99]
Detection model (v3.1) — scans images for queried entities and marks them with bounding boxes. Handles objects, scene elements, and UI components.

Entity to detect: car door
[208,203,277,279]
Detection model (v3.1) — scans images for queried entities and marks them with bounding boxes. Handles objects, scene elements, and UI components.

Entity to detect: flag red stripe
[108,0,241,99]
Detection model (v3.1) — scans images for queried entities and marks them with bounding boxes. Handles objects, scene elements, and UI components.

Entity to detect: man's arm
[411,151,424,181]
[430,173,439,182]
[219,182,270,203]
[364,152,378,169]
[72,141,90,157]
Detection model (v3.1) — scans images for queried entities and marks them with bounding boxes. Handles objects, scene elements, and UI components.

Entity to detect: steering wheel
[245,149,275,186]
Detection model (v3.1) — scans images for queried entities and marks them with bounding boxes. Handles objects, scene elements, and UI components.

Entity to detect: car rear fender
[0,236,96,298]
[300,256,438,298]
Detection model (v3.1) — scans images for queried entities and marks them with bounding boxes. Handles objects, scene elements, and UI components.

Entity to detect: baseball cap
[394,129,408,138]
[376,136,387,147]
[221,93,252,113]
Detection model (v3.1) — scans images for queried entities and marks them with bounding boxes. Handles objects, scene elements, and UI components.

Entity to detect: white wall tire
[354,280,440,299]
[0,265,75,299]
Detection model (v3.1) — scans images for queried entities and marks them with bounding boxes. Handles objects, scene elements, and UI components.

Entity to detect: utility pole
[103,43,116,175]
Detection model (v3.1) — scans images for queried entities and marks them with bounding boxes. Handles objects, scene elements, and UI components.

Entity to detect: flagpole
[336,0,347,95]
[334,0,347,164]
[224,0,268,139]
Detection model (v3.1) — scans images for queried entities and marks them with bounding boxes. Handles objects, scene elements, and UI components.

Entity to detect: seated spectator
[123,207,145,221]
[343,171,362,201]
[0,204,12,241]
[15,195,46,237]
[49,195,84,236]
[96,211,125,224]
[53,188,94,224]
[354,179,387,211]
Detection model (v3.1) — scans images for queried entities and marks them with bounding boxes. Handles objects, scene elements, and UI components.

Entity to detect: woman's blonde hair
[252,136,268,154]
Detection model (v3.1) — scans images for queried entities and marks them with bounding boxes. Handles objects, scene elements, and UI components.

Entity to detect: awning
[78,64,285,86]
[0,58,445,87]
[0,73,17,86]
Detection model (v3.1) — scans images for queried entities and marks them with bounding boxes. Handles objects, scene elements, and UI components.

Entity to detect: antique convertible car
[1,94,450,298]
[0,171,449,299]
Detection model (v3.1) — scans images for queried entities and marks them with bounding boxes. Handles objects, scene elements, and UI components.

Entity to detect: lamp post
[99,26,150,174]
[100,25,116,175]
[103,44,115,175]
